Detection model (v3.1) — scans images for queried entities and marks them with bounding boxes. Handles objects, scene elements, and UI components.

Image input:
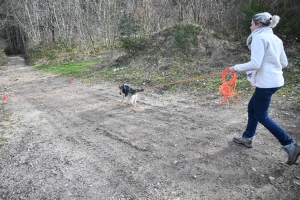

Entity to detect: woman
[228,12,300,165]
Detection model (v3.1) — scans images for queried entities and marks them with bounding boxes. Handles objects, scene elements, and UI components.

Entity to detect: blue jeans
[242,87,294,146]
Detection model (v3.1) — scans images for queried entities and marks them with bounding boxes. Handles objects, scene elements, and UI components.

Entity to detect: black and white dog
[119,84,144,109]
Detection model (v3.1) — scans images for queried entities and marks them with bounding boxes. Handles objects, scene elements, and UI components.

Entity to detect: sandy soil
[0,56,300,200]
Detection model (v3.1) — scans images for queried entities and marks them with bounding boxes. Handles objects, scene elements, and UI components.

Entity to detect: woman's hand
[228,66,235,73]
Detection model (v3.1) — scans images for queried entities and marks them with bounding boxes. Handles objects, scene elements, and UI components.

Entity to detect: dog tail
[135,88,144,93]
[128,88,144,95]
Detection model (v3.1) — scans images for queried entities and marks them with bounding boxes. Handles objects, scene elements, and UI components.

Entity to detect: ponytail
[270,15,280,28]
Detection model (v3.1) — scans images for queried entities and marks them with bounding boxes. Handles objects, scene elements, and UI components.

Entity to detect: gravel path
[0,56,299,199]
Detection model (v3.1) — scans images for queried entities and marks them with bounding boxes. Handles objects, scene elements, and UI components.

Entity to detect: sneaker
[233,136,253,148]
[282,143,300,165]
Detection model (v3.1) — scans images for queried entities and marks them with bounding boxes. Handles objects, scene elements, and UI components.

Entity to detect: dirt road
[0,56,299,199]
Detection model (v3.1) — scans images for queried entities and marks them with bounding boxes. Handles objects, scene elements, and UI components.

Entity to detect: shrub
[118,13,147,53]
[242,0,300,43]
[0,49,7,65]
[173,24,199,51]
[119,36,147,53]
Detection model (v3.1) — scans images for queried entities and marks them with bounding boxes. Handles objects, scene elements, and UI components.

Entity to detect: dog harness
[121,84,144,97]
[121,85,136,97]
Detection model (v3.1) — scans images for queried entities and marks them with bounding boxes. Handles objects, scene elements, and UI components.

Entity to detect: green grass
[0,49,7,66]
[30,57,214,95]
[0,114,10,122]
[33,59,100,77]
[28,40,299,102]
[96,65,227,95]
[278,64,300,100]
[0,115,10,148]
[0,136,7,142]
[30,55,299,102]
[0,136,6,149]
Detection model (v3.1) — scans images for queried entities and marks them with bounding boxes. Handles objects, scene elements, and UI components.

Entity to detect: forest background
[0,0,299,98]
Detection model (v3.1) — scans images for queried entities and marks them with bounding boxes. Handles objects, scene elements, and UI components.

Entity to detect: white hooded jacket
[234,27,288,88]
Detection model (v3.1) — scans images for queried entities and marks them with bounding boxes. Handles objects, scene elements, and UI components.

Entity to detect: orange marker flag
[69,77,73,83]
[3,94,8,101]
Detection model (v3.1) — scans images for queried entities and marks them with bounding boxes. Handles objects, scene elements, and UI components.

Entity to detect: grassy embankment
[27,34,300,102]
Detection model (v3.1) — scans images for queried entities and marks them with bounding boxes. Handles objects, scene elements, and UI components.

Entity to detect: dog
[119,84,144,109]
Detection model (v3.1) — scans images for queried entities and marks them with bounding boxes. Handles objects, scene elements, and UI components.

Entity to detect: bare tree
[0,0,299,54]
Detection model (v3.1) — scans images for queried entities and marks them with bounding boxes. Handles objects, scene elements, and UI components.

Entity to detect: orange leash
[142,72,223,91]
[218,68,241,104]
[141,68,241,104]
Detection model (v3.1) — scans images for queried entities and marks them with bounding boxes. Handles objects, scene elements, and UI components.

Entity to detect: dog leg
[134,95,137,109]
[131,94,137,111]
[121,95,125,106]
[128,95,133,105]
